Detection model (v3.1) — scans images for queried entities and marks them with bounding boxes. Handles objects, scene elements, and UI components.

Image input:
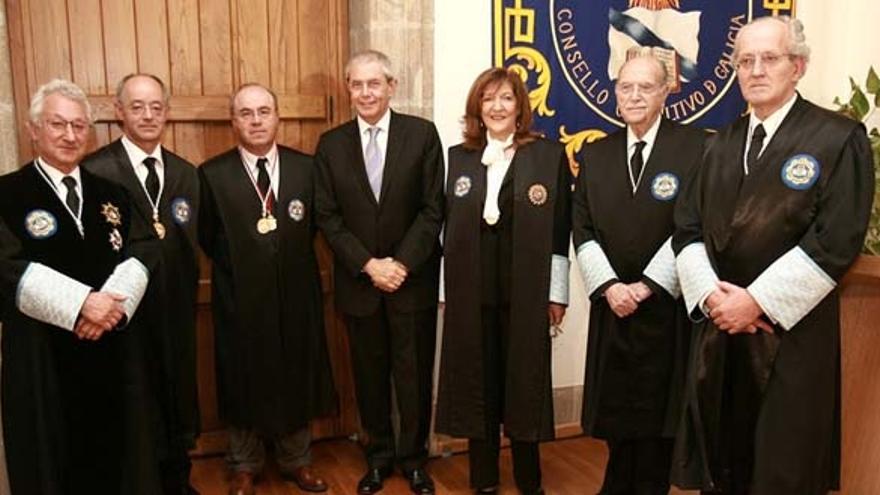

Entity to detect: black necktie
[143,157,160,203]
[61,176,80,213]
[630,141,647,189]
[747,124,766,173]
[256,157,275,211]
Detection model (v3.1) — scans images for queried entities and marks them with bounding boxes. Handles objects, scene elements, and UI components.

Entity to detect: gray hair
[115,73,171,104]
[29,79,93,124]
[229,82,279,115]
[734,16,811,63]
[345,49,395,83]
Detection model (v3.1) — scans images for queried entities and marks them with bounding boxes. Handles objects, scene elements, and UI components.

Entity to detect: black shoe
[474,486,498,494]
[357,467,392,494]
[404,468,435,495]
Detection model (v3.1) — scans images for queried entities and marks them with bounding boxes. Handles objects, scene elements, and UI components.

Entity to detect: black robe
[573,120,704,440]
[0,163,151,494]
[198,146,337,435]
[435,138,571,442]
[671,97,875,494]
[0,216,27,312]
[82,139,201,477]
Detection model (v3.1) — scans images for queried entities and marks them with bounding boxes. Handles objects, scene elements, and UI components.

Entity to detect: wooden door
[5,0,358,453]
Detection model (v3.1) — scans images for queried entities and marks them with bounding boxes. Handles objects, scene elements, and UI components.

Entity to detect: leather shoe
[474,487,498,494]
[285,465,328,493]
[228,471,255,495]
[404,468,435,494]
[357,466,392,494]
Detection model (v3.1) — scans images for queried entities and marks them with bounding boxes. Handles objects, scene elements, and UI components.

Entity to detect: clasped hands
[604,281,653,318]
[705,281,773,335]
[364,257,408,293]
[75,291,128,341]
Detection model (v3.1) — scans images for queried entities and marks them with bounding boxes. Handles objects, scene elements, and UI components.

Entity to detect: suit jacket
[82,139,202,452]
[314,111,445,316]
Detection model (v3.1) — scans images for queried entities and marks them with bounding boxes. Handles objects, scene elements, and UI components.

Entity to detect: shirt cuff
[747,246,836,331]
[100,257,150,322]
[643,237,680,299]
[576,240,618,298]
[549,254,570,305]
[16,263,92,331]
[676,242,719,320]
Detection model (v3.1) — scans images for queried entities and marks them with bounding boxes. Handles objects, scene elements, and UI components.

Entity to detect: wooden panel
[839,256,880,493]
[67,0,111,149]
[268,0,303,149]
[167,0,203,163]
[101,0,137,86]
[200,0,235,160]
[87,95,327,122]
[234,0,270,84]
[133,0,170,81]
[27,0,71,82]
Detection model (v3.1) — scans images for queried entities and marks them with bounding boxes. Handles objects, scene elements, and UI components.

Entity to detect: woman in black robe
[435,68,571,495]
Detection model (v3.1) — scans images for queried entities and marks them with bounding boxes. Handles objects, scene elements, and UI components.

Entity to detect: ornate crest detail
[528,183,549,206]
[109,229,123,252]
[781,154,820,190]
[454,176,472,198]
[24,209,57,239]
[651,172,680,201]
[171,197,191,225]
[101,202,122,226]
[288,199,305,222]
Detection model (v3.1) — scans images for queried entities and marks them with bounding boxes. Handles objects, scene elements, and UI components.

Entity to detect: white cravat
[481,133,514,225]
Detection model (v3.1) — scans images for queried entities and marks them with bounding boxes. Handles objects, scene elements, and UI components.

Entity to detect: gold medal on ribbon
[152,213,166,239]
[256,214,277,234]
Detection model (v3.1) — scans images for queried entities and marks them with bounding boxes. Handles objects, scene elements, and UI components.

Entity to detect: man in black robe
[573,55,704,494]
[199,83,336,495]
[82,73,201,495]
[0,79,151,494]
[672,16,875,494]
[314,50,444,495]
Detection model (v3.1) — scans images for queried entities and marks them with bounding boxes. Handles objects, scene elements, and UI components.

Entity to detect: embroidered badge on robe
[101,202,123,251]
[171,197,191,225]
[288,199,305,222]
[24,209,58,239]
[528,183,548,206]
[781,154,820,190]
[650,172,679,201]
[454,175,472,197]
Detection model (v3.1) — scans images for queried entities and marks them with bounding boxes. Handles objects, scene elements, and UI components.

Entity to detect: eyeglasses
[43,119,90,135]
[616,82,663,96]
[125,102,166,116]
[734,52,792,71]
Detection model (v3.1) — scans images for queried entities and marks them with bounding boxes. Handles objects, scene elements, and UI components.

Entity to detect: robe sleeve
[748,126,874,330]
[643,236,681,299]
[0,217,27,319]
[392,123,446,275]
[313,138,375,277]
[572,153,618,300]
[673,139,719,320]
[549,148,572,305]
[100,257,149,323]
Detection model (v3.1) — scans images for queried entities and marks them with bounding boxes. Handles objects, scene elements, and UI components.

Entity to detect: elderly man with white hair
[0,79,151,494]
[672,16,875,495]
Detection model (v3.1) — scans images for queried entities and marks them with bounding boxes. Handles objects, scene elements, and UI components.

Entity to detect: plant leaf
[867,66,880,95]
[850,85,870,119]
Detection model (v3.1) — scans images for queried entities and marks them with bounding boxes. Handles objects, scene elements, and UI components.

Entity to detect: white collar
[36,157,81,187]
[121,135,163,166]
[481,132,515,166]
[749,93,798,139]
[626,115,661,150]
[239,143,279,169]
[357,108,391,136]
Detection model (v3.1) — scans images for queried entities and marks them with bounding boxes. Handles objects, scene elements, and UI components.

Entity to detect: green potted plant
[834,66,880,255]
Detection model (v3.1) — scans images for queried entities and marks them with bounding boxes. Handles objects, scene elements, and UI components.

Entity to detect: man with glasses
[199,83,337,495]
[672,16,875,494]
[83,73,201,494]
[573,55,705,495]
[314,50,444,494]
[0,79,151,493]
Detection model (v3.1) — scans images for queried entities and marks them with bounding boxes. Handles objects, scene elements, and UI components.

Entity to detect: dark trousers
[468,306,542,494]
[600,437,673,495]
[346,300,437,472]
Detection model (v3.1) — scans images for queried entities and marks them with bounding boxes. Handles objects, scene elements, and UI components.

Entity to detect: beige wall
[349,0,433,119]
[0,5,18,174]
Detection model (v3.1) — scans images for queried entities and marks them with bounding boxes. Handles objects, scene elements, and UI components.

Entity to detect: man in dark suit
[573,55,704,495]
[82,73,201,495]
[314,50,444,495]
[199,83,337,495]
[0,79,151,494]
